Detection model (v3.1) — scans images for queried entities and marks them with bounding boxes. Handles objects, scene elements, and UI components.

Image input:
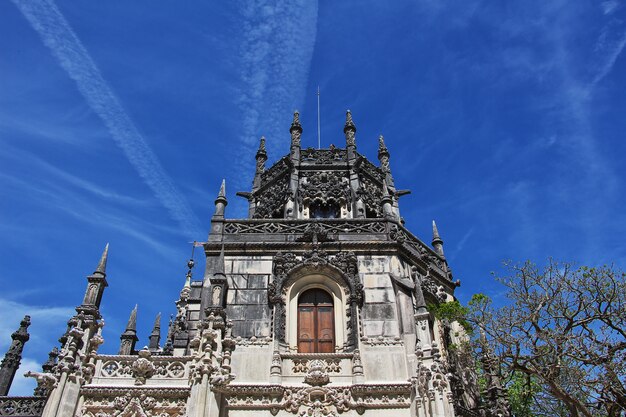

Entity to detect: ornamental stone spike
[126,304,138,332]
[0,315,31,396]
[290,110,302,159]
[290,110,302,134]
[119,305,139,355]
[344,109,356,133]
[148,312,161,352]
[432,220,445,257]
[256,136,267,162]
[213,179,228,218]
[378,134,389,161]
[94,243,109,275]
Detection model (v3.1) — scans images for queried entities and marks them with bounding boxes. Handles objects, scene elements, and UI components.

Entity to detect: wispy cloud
[451,227,475,260]
[591,21,626,87]
[0,170,179,257]
[235,0,319,188]
[11,0,202,238]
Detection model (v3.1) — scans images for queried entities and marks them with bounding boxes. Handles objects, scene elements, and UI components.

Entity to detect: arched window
[297,288,335,353]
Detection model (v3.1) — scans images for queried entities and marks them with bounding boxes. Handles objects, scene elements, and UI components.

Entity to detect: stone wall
[225,256,272,339]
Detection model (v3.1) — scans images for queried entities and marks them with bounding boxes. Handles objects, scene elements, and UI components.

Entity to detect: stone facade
[0,110,502,417]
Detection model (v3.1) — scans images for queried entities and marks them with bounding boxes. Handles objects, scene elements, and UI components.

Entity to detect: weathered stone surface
[362,273,392,288]
[247,274,269,289]
[364,288,395,303]
[362,303,397,320]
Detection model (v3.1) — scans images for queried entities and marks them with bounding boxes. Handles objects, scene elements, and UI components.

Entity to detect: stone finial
[119,305,139,355]
[378,135,389,160]
[432,220,445,257]
[344,110,356,133]
[290,110,302,149]
[344,110,357,149]
[256,136,267,161]
[13,316,31,342]
[148,313,161,352]
[0,316,31,395]
[94,243,109,275]
[126,305,138,332]
[290,110,302,133]
[213,179,228,218]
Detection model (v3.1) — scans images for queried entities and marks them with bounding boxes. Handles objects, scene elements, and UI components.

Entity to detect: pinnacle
[290,109,302,132]
[432,220,442,241]
[344,109,356,131]
[256,136,267,156]
[95,243,109,275]
[152,312,161,332]
[218,179,226,198]
[126,304,138,331]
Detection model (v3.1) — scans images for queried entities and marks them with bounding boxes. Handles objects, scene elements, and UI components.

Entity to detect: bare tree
[469,260,626,417]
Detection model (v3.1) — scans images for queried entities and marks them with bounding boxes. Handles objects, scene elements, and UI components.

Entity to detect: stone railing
[92,355,192,385]
[0,397,46,417]
[222,219,389,236]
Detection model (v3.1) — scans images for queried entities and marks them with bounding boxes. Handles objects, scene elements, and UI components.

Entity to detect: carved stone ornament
[301,148,347,164]
[295,222,336,244]
[297,171,351,212]
[254,174,290,219]
[0,397,46,417]
[304,359,330,386]
[357,176,383,218]
[131,349,155,385]
[78,387,189,417]
[421,276,447,303]
[261,156,289,185]
[220,383,411,416]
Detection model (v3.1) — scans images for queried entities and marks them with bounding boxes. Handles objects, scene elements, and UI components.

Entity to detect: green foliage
[427,299,473,333]
[506,372,540,417]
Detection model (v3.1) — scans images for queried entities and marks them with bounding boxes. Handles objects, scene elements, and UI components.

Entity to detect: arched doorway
[297,288,335,353]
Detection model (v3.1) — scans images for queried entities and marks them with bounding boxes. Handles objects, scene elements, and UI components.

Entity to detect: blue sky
[1,0,625,395]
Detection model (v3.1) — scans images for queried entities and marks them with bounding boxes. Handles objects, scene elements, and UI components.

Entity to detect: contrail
[12,0,203,238]
[235,0,319,190]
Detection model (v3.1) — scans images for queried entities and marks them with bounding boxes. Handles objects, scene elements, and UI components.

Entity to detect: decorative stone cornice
[218,383,412,416]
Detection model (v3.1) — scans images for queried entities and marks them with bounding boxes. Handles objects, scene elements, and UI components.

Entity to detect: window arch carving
[269,249,363,351]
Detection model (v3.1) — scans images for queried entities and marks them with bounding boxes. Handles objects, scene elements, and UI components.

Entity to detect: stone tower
[1,111,493,417]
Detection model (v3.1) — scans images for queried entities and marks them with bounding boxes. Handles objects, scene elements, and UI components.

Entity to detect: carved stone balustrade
[280,353,354,385]
[0,397,46,417]
[90,355,192,387]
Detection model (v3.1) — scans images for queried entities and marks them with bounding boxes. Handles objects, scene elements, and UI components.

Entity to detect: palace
[0,111,509,417]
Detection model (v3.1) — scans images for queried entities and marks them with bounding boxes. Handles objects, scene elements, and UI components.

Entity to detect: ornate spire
[78,244,110,319]
[148,312,161,352]
[432,220,445,257]
[256,136,267,159]
[119,305,139,355]
[213,179,228,218]
[126,305,138,332]
[344,109,356,133]
[0,315,31,396]
[378,135,389,164]
[255,136,267,170]
[94,243,109,275]
[344,110,357,151]
[290,110,303,143]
